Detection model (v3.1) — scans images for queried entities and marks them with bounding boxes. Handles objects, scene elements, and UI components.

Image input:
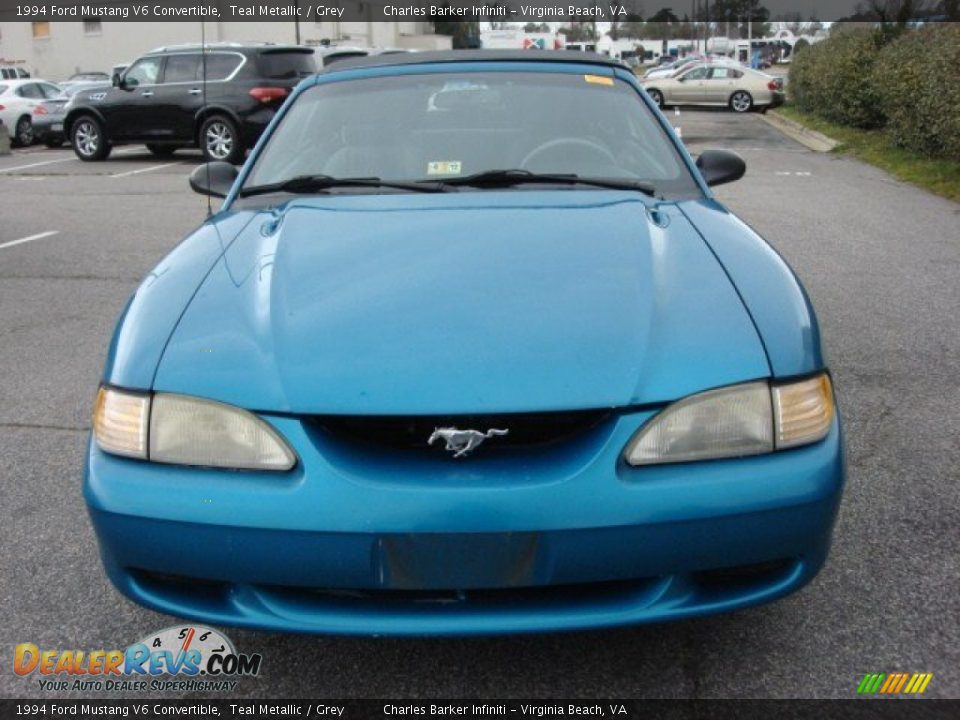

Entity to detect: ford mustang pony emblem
[428,427,509,458]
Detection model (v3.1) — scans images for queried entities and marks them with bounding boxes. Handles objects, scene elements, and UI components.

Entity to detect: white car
[0,78,62,146]
[644,55,742,80]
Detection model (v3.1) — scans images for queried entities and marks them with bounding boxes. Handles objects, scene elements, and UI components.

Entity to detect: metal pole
[692,0,697,52]
[294,0,301,44]
[703,0,710,55]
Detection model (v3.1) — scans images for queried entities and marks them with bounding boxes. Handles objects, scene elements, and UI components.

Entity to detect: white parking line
[0,230,59,251]
[110,161,182,179]
[0,157,77,174]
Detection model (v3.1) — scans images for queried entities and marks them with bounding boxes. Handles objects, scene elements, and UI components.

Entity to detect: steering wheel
[521,137,618,172]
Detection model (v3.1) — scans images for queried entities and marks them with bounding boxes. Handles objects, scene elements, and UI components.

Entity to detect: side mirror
[189,162,238,198]
[111,73,120,87]
[696,149,746,187]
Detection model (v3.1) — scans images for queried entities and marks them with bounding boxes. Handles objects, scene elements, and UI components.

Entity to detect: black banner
[1,701,959,720]
[0,1,956,23]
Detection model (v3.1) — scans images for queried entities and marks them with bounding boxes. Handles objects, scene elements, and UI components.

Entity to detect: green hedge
[789,29,886,129]
[789,25,960,160]
[873,24,960,161]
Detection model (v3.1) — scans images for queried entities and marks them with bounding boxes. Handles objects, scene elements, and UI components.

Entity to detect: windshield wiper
[240,174,449,198]
[429,169,657,196]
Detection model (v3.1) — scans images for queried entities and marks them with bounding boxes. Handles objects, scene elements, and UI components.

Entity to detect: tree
[648,7,680,22]
[559,21,598,42]
[618,20,646,39]
[675,15,697,40]
[709,0,772,38]
[945,0,960,21]
[431,17,481,49]
[610,0,645,38]
[524,22,550,33]
[775,11,804,34]
[844,0,931,24]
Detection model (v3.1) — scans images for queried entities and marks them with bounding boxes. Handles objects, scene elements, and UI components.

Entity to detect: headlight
[625,373,834,466]
[92,387,296,471]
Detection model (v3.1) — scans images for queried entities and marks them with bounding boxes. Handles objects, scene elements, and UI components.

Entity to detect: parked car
[0,79,62,145]
[1,66,31,80]
[58,71,111,95]
[64,42,316,163]
[86,50,843,636]
[643,57,694,79]
[643,54,741,80]
[33,83,111,147]
[642,63,785,112]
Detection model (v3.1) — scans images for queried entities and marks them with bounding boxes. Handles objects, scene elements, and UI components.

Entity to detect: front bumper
[85,410,845,636]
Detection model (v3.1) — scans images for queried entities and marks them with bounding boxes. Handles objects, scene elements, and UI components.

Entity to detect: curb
[760,110,840,153]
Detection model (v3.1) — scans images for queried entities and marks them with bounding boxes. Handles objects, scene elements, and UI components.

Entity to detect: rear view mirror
[696,149,746,187]
[189,162,238,198]
[111,73,120,87]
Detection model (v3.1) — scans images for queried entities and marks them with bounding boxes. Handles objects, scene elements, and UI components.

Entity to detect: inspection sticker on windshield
[427,161,462,176]
[584,75,614,86]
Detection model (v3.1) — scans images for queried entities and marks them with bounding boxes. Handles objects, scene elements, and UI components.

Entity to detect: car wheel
[14,116,33,146]
[647,89,664,109]
[200,115,243,164]
[730,91,753,113]
[146,143,176,158]
[71,116,111,161]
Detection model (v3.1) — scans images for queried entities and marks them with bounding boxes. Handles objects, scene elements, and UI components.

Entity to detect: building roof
[324,49,628,74]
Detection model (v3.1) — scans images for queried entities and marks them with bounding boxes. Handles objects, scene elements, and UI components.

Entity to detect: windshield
[242,71,699,199]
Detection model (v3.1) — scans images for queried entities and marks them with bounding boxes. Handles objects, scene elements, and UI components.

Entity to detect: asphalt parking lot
[1,111,958,699]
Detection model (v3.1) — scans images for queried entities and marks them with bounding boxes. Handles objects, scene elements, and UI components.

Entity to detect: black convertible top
[324,50,628,74]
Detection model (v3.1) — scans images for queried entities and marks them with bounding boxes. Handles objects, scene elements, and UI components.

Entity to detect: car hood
[153,192,769,414]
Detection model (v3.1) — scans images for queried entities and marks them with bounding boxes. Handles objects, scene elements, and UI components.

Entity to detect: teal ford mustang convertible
[86,51,844,635]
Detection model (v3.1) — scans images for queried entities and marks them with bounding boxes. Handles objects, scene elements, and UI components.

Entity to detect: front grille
[313,410,613,454]
[281,576,660,607]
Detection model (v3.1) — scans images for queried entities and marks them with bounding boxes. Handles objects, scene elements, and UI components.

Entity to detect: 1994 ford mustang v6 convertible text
[85,51,845,635]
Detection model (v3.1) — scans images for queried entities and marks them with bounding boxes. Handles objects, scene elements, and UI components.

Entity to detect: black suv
[64,43,315,164]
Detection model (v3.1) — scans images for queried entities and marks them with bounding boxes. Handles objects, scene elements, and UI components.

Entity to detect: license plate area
[378,532,541,590]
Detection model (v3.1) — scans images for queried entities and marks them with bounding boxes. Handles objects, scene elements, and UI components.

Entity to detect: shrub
[789,29,887,129]
[873,24,960,160]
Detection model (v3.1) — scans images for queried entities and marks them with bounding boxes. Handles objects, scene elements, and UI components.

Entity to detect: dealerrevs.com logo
[13,625,262,693]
